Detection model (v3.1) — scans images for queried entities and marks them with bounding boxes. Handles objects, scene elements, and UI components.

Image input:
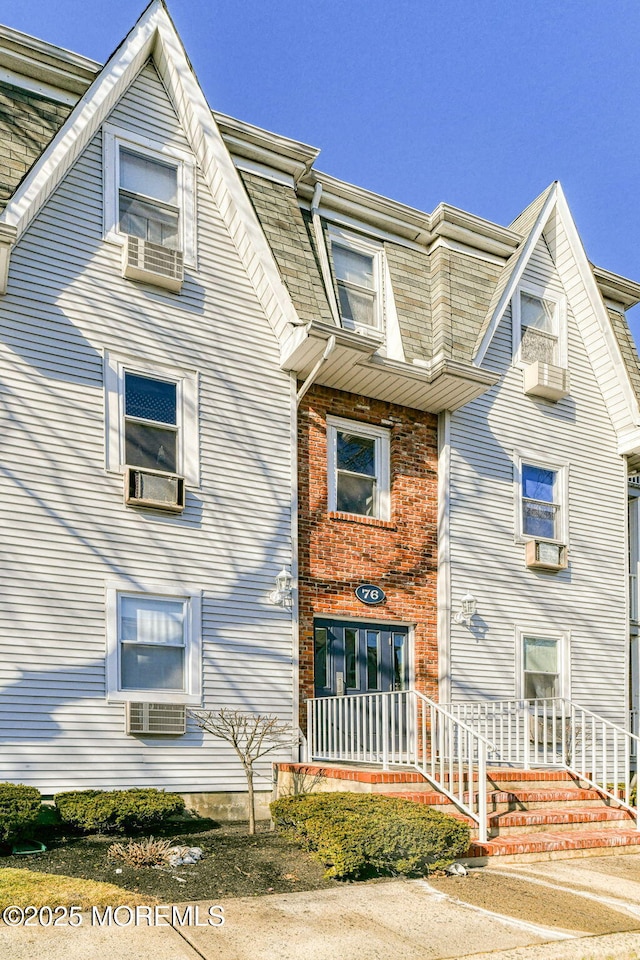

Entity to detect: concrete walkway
[2,855,640,959]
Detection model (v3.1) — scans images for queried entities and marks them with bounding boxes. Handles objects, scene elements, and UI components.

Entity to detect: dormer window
[119,149,180,250]
[329,227,383,333]
[520,292,558,365]
[513,284,566,368]
[103,125,196,266]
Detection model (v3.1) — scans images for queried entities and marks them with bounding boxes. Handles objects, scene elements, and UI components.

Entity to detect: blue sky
[4,0,640,335]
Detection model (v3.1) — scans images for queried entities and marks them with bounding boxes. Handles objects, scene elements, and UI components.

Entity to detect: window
[327,417,390,520]
[103,125,196,265]
[119,149,180,250]
[513,285,566,368]
[517,630,569,701]
[124,373,178,473]
[329,227,383,332]
[106,583,202,704]
[515,456,567,545]
[522,464,559,540]
[523,636,559,699]
[104,352,199,485]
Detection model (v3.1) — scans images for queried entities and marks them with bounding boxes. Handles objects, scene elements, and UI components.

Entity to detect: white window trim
[515,625,570,701]
[103,124,197,267]
[513,452,569,546]
[105,580,202,704]
[104,351,199,486]
[512,281,567,369]
[328,225,385,335]
[327,416,390,520]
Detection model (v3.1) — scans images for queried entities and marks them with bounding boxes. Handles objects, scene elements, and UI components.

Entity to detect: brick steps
[488,805,634,834]
[467,828,640,863]
[392,787,612,812]
[276,762,640,862]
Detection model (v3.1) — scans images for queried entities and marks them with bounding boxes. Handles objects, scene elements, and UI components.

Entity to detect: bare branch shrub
[108,836,172,867]
[189,708,295,834]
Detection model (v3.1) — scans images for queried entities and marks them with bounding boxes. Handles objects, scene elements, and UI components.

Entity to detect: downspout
[310,183,341,327]
[296,335,336,407]
[0,223,17,294]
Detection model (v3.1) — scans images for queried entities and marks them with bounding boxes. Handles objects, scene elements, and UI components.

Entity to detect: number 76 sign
[354,584,386,605]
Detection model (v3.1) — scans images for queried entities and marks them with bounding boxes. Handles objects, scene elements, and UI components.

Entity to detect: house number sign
[355,584,386,605]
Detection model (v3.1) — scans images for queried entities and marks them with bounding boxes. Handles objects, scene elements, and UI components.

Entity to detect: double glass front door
[314,619,409,697]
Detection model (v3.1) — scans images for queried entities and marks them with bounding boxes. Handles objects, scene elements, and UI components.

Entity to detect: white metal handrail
[306,690,490,842]
[630,573,638,623]
[445,697,639,825]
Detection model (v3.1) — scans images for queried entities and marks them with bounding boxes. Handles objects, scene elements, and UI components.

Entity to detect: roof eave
[0,24,99,94]
[282,321,499,412]
[592,265,640,310]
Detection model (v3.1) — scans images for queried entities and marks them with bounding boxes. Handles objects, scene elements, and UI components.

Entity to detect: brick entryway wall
[298,384,439,725]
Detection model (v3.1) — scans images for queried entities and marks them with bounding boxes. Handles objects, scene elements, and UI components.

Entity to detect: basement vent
[122,236,184,292]
[126,702,187,736]
[125,467,186,513]
[523,361,569,402]
[525,539,568,572]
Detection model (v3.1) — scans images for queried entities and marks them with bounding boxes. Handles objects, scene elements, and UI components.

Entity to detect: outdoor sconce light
[269,567,293,606]
[453,591,477,625]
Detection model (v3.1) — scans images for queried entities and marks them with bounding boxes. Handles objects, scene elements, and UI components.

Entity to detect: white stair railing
[446,697,639,826]
[306,690,490,842]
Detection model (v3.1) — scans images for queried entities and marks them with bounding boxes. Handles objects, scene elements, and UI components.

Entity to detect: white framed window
[103,125,196,266]
[516,627,569,701]
[106,581,202,704]
[104,352,199,485]
[329,226,384,333]
[512,283,566,367]
[514,454,568,544]
[327,417,390,520]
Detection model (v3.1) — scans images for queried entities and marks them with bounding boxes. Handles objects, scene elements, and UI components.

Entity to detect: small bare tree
[189,708,294,834]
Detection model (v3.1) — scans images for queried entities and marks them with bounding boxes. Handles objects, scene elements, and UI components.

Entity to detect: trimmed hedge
[270,792,469,879]
[54,789,185,835]
[0,783,42,845]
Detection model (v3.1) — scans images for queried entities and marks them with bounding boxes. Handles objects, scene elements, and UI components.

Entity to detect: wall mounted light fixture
[453,591,477,625]
[269,567,293,606]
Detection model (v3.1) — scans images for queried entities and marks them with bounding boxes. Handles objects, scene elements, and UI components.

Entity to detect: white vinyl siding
[0,63,294,794]
[447,236,627,724]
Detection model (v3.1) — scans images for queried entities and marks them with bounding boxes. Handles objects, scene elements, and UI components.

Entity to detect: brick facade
[298,384,439,720]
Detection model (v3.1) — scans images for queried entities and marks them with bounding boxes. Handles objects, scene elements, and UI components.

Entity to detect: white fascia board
[554,182,640,427]
[474,184,558,365]
[0,67,80,105]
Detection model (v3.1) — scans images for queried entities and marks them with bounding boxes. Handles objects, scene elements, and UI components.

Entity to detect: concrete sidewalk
[2,855,640,960]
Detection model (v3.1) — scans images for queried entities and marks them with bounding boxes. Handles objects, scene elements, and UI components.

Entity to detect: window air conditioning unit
[525,539,568,572]
[523,361,569,401]
[126,702,186,736]
[122,236,184,292]
[125,467,186,513]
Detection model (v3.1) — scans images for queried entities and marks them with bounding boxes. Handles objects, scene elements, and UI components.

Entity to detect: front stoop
[275,763,640,864]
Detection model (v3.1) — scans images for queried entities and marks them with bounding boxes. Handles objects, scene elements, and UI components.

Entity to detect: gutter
[296,334,336,406]
[0,223,17,295]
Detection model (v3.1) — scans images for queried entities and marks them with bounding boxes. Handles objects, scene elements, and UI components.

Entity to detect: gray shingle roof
[0,81,72,212]
[607,306,640,402]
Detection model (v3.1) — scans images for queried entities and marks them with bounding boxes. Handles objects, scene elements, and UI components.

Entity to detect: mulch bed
[1,818,340,901]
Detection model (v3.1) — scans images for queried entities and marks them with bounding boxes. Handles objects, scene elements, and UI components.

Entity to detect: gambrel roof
[1,3,640,434]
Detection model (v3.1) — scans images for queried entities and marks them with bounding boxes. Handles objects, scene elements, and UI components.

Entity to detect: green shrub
[0,783,42,845]
[54,789,185,835]
[270,792,469,879]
